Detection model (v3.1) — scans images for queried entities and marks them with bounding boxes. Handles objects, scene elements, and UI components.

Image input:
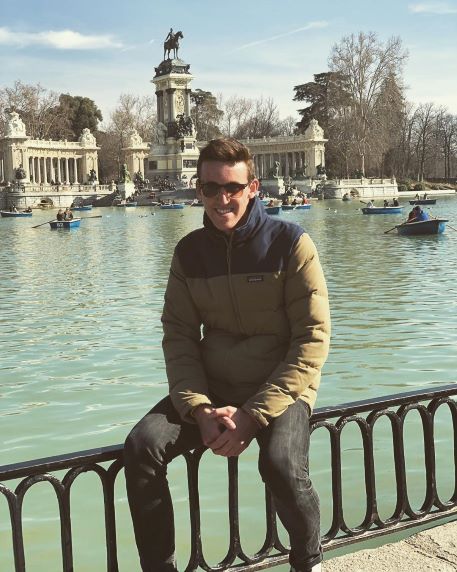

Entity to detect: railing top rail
[1,383,455,481]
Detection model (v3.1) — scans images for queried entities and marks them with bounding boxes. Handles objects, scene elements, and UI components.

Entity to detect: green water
[1,198,456,571]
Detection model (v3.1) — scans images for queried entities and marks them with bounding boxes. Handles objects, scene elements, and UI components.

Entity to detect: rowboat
[282,205,296,211]
[362,206,404,214]
[72,205,93,211]
[49,218,81,229]
[265,206,280,215]
[295,204,312,210]
[116,202,137,207]
[1,210,33,218]
[396,218,448,236]
[409,199,436,205]
[160,203,185,210]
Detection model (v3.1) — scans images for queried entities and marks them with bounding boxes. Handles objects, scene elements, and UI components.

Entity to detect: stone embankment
[322,520,457,571]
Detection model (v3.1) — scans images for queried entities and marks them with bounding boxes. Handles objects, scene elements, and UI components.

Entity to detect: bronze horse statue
[163,31,183,60]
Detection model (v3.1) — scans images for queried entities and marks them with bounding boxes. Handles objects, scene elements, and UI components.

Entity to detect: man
[124,138,331,572]
[409,205,429,222]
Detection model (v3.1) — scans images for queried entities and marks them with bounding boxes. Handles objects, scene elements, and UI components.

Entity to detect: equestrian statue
[163,28,184,60]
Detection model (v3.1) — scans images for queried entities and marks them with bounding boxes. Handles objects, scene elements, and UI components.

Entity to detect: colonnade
[28,156,82,184]
[253,151,309,179]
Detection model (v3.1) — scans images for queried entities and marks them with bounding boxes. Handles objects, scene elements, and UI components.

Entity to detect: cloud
[0,27,122,49]
[232,21,329,52]
[408,2,457,14]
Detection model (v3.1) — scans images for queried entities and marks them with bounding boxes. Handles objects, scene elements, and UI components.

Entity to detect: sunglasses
[198,181,249,198]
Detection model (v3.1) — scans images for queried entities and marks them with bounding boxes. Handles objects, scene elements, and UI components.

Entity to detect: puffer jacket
[162,196,331,427]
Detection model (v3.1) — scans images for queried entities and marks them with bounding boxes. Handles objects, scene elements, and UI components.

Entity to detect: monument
[146,29,199,186]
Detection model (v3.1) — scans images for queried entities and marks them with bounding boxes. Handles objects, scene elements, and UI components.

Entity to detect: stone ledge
[322,520,457,571]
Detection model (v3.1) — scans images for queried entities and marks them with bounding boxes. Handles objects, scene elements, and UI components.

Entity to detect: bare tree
[412,102,439,181]
[329,32,408,176]
[436,110,457,179]
[0,80,70,140]
[99,93,156,181]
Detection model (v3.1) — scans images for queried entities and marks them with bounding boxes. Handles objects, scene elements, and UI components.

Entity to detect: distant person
[415,193,420,200]
[366,200,374,208]
[392,198,399,207]
[63,207,73,220]
[383,199,389,208]
[56,209,64,221]
[423,192,428,200]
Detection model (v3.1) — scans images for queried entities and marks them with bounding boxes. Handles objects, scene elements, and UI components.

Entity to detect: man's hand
[207,407,260,457]
[193,405,225,448]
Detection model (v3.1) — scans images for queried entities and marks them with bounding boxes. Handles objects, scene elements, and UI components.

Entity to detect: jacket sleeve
[162,251,212,422]
[242,233,331,426]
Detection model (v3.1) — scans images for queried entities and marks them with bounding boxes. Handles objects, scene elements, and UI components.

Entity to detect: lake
[1,197,456,571]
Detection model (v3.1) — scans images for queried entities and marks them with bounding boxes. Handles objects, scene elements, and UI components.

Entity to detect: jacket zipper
[225,233,245,333]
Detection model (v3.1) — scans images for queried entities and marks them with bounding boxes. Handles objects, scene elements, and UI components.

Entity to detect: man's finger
[218,416,237,430]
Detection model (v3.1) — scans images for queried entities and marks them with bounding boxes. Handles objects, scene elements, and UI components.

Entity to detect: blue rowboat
[295,204,311,210]
[362,206,404,214]
[282,205,296,211]
[1,210,33,218]
[265,206,280,215]
[396,218,447,236]
[49,218,81,229]
[409,199,436,205]
[72,205,93,211]
[160,203,185,210]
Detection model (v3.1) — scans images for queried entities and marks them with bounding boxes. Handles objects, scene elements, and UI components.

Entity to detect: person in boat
[266,199,275,207]
[366,200,374,208]
[423,192,428,199]
[415,193,420,200]
[392,198,399,207]
[408,205,429,223]
[56,209,64,221]
[63,207,73,220]
[124,137,330,572]
[383,199,389,208]
[23,206,32,213]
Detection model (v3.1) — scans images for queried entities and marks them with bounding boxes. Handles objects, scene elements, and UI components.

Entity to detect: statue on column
[6,110,26,137]
[163,29,184,60]
[157,122,167,145]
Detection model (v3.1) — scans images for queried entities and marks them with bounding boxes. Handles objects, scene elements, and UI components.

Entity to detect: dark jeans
[124,397,321,572]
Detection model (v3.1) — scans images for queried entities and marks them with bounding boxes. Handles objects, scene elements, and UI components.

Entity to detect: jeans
[124,396,321,572]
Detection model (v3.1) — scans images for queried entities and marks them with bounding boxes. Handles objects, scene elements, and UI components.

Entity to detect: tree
[98,93,156,182]
[0,80,69,140]
[436,111,457,179]
[293,72,351,133]
[57,94,103,139]
[190,89,223,141]
[329,32,408,176]
[220,95,253,137]
[412,102,439,181]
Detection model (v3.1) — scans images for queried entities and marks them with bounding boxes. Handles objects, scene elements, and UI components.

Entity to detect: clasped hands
[193,405,259,457]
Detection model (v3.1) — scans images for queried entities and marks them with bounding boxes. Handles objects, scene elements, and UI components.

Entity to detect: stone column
[185,89,191,116]
[50,158,55,182]
[29,157,34,183]
[74,158,79,184]
[167,88,176,122]
[156,91,164,123]
[65,158,69,183]
[43,157,48,183]
[57,158,62,184]
[37,157,42,183]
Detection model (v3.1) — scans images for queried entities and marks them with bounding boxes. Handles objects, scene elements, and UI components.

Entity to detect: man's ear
[248,178,259,199]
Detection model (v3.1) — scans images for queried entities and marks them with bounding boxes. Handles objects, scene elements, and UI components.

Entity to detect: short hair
[197,138,255,181]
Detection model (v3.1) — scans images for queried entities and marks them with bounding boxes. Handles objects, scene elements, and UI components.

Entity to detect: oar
[427,212,457,231]
[32,219,55,228]
[384,225,399,234]
[360,200,368,204]
[32,215,102,228]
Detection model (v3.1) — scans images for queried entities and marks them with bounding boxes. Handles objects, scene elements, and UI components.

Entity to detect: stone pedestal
[117,182,135,200]
[260,177,285,197]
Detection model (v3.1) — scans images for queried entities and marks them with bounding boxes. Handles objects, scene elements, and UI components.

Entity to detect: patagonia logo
[247,275,264,283]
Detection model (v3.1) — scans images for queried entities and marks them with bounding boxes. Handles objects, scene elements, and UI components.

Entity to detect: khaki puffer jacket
[162,197,331,427]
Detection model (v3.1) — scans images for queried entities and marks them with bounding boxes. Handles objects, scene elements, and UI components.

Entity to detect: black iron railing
[1,384,456,571]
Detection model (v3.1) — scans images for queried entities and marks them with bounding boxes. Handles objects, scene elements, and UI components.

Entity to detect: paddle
[427,212,457,231]
[32,215,102,228]
[32,219,55,228]
[384,225,399,234]
[359,200,368,204]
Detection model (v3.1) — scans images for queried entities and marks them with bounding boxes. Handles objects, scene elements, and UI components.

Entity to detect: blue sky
[1,0,456,125]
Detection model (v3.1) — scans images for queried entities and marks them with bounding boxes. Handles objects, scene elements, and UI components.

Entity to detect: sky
[1,0,456,125]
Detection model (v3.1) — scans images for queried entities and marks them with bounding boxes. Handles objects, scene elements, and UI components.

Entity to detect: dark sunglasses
[198,180,249,198]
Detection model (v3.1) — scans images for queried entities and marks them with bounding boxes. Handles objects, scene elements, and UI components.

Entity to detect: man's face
[197,161,258,234]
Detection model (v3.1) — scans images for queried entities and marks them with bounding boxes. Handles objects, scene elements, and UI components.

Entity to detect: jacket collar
[203,196,266,243]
